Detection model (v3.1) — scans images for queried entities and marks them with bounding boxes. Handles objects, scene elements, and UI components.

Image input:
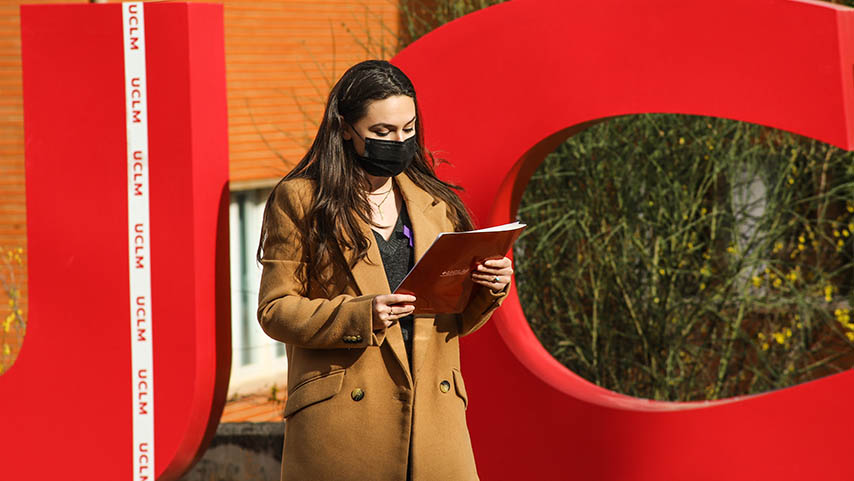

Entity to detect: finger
[472,272,504,283]
[482,257,511,268]
[472,278,505,290]
[393,305,415,318]
[474,265,503,275]
[476,262,513,274]
[388,294,416,305]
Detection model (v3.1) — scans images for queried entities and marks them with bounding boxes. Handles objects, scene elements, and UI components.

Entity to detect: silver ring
[493,276,500,283]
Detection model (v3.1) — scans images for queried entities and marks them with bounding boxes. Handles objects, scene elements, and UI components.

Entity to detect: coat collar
[346,172,446,383]
[348,172,444,296]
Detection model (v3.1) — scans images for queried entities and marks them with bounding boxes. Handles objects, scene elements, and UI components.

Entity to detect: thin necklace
[369,186,394,220]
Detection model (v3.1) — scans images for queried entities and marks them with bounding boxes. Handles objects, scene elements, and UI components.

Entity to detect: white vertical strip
[123,3,154,480]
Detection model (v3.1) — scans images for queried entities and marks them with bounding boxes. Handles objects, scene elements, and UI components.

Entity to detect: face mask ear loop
[346,122,365,143]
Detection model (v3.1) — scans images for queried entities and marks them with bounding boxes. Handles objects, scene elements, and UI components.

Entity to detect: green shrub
[515,114,854,401]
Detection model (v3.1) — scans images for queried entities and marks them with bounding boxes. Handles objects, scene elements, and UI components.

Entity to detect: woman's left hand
[471,257,513,293]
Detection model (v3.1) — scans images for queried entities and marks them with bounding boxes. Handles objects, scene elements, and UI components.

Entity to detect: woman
[256,60,513,481]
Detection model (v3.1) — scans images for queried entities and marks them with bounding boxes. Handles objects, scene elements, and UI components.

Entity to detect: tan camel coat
[257,173,508,481]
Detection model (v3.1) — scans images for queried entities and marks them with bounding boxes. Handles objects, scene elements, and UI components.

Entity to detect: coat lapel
[345,219,414,385]
[343,173,449,386]
[396,173,448,381]
[349,223,390,297]
[396,173,444,269]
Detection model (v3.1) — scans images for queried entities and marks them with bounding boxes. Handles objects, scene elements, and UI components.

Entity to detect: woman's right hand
[372,294,416,330]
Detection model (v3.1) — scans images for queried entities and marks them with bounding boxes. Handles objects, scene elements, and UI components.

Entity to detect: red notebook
[394,222,526,314]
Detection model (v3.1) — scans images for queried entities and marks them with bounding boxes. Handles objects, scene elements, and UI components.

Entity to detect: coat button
[351,388,365,401]
[439,380,451,393]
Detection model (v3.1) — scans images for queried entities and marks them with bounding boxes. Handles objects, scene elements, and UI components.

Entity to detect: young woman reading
[257,60,513,481]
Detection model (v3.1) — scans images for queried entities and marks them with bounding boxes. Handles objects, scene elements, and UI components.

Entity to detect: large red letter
[4,4,231,480]
[394,0,854,479]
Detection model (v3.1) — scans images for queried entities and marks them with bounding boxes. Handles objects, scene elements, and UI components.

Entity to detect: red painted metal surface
[394,0,854,479]
[4,4,230,480]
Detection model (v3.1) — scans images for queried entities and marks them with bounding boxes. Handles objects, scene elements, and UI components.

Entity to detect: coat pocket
[283,369,345,418]
[451,368,468,410]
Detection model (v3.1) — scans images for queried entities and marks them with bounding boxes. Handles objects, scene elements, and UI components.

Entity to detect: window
[228,187,286,395]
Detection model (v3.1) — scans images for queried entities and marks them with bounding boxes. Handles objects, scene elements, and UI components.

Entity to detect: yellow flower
[848,332,854,342]
[833,230,840,238]
[825,284,834,302]
[700,208,708,216]
[787,177,794,185]
[678,137,685,145]
[798,235,805,244]
[700,266,711,276]
[773,241,784,253]
[708,144,714,151]
[7,299,13,307]
[786,270,798,283]
[761,342,770,351]
[654,297,660,304]
[785,328,792,338]
[727,245,736,254]
[648,201,654,207]
[797,243,805,251]
[772,278,782,288]
[837,239,845,249]
[773,332,786,344]
[751,276,762,287]
[757,332,766,340]
[3,344,9,356]
[658,269,665,275]
[687,242,694,249]
[699,282,706,290]
[844,230,850,238]
[796,322,803,329]
[848,205,854,213]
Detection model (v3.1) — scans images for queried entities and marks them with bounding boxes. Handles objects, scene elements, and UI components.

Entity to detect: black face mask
[349,127,418,177]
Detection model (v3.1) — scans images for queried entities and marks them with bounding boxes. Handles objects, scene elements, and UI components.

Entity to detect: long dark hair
[257,60,473,293]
